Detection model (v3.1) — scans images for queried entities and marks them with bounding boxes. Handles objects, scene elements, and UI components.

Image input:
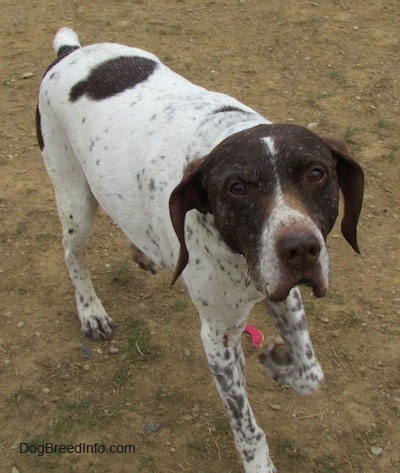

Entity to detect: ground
[1,1,399,472]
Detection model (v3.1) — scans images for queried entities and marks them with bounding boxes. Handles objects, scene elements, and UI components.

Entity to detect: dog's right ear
[169,158,210,284]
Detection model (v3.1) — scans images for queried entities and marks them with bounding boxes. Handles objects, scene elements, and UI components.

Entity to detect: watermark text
[20,442,136,457]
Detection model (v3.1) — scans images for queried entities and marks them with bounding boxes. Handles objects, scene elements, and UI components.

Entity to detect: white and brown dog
[37,28,364,473]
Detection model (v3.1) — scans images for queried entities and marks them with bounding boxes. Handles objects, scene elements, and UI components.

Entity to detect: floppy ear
[169,158,210,284]
[324,138,364,253]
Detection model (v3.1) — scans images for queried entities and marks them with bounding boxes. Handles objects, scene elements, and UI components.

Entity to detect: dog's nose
[277,229,321,271]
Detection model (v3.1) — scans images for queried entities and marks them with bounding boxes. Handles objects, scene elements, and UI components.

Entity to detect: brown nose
[277,229,321,271]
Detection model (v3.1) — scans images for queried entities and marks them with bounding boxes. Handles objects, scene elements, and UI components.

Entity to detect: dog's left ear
[169,158,210,284]
[324,138,364,253]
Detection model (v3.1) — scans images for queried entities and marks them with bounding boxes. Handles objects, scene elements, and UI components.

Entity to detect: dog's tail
[53,27,81,58]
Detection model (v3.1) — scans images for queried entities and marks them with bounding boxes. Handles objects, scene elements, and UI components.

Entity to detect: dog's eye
[228,181,246,196]
[307,167,325,183]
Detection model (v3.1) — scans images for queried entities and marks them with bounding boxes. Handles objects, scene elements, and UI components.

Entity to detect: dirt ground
[1,1,399,472]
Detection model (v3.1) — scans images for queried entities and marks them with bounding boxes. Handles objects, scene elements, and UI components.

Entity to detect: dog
[36,28,364,473]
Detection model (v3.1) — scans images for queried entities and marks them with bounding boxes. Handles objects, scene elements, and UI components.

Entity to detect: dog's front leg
[260,287,324,395]
[201,321,277,473]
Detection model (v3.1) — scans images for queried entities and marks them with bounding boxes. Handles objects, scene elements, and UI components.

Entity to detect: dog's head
[169,124,364,301]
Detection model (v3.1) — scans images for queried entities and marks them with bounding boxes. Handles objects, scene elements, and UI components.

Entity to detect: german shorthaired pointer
[37,28,364,472]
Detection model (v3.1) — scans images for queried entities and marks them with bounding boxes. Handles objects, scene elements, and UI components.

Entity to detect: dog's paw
[259,336,323,395]
[80,312,114,340]
[259,336,295,383]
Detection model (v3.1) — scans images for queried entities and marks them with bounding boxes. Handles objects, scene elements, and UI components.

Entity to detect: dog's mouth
[266,272,328,302]
[249,264,329,302]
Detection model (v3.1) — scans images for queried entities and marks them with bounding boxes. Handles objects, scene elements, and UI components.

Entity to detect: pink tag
[244,324,264,348]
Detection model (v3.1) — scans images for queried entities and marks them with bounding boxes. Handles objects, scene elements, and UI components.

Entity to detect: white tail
[53,27,81,55]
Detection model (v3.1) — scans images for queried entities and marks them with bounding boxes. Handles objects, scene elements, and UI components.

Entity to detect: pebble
[143,423,161,432]
[370,446,383,456]
[108,347,119,354]
[82,346,91,359]
[17,321,24,329]
[269,403,282,410]
[82,363,91,371]
[43,388,50,395]
[22,72,34,79]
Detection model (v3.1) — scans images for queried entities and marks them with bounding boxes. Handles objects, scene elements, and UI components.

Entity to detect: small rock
[108,347,119,354]
[370,446,383,456]
[269,403,282,411]
[143,423,161,432]
[12,467,20,473]
[17,321,24,329]
[82,363,91,371]
[4,359,11,365]
[22,72,34,79]
[43,388,50,395]
[82,346,91,359]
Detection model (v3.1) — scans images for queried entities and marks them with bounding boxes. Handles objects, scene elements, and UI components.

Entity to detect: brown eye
[307,167,325,183]
[228,181,246,196]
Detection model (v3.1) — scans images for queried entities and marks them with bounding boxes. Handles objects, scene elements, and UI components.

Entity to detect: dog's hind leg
[131,243,157,274]
[41,140,114,340]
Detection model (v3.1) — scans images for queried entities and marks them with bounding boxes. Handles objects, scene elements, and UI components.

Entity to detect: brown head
[169,124,364,300]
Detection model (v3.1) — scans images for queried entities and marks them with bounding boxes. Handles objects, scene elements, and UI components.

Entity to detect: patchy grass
[344,127,362,149]
[152,386,187,404]
[329,70,350,87]
[355,423,385,447]
[123,317,162,362]
[376,118,394,129]
[375,118,396,139]
[210,410,231,436]
[304,298,319,318]
[341,311,363,328]
[110,367,131,386]
[111,260,134,287]
[16,219,29,235]
[50,398,104,437]
[6,386,35,406]
[381,141,399,162]
[275,438,308,467]
[186,438,209,460]
[171,297,190,312]
[308,91,337,108]
[325,291,345,305]
[314,455,338,473]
